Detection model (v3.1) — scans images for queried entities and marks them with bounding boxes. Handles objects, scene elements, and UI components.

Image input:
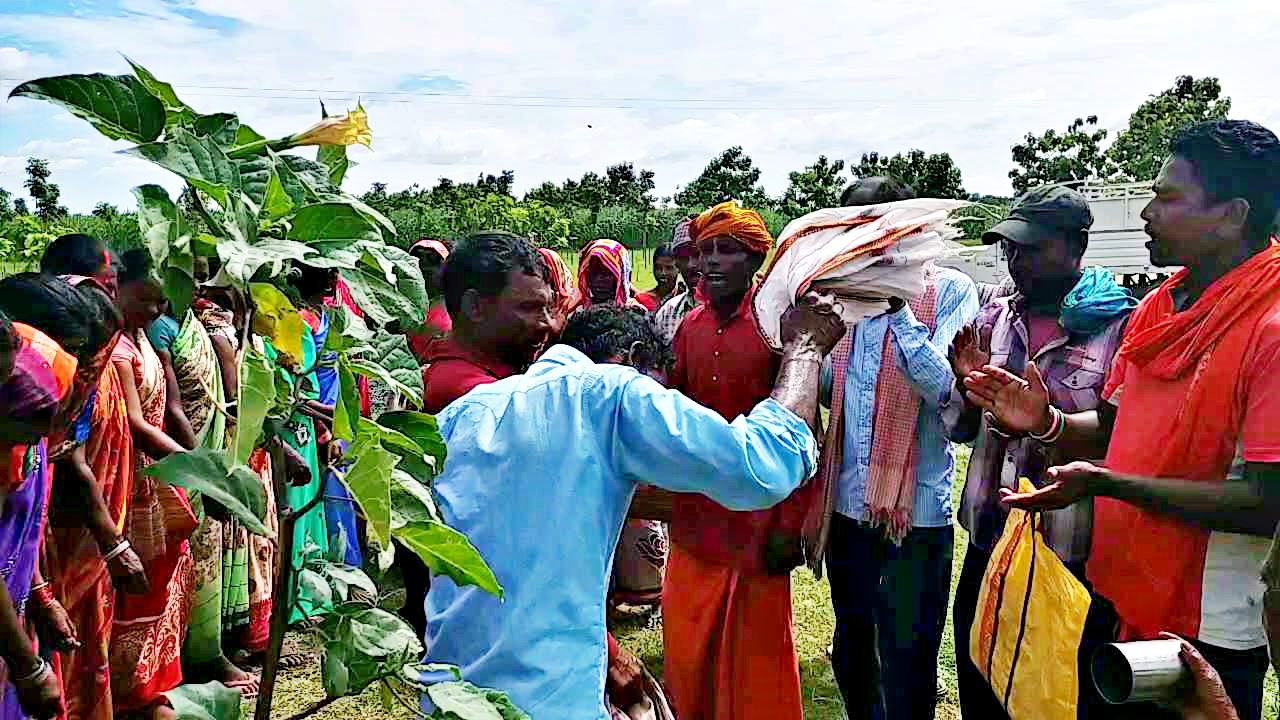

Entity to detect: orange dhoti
[661,543,803,720]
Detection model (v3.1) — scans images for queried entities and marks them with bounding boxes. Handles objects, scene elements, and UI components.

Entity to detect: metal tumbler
[1091,639,1189,704]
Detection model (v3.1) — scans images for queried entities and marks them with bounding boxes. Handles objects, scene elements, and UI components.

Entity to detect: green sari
[262,333,332,623]
[167,312,229,666]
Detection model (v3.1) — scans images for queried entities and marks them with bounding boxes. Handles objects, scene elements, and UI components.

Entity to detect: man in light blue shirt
[822,177,980,720]
[421,300,845,720]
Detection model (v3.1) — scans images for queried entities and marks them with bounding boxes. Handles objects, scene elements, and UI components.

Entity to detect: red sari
[108,333,197,713]
[47,363,134,720]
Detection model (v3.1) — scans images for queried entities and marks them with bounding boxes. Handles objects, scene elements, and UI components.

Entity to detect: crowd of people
[418,118,1280,720]
[0,117,1278,720]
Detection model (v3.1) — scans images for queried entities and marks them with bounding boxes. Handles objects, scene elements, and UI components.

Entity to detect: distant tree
[1107,76,1232,182]
[853,149,966,199]
[0,187,11,221]
[1009,117,1114,193]
[524,162,656,213]
[92,202,119,220]
[675,146,772,209]
[603,162,656,209]
[23,157,66,220]
[12,198,28,216]
[779,155,848,216]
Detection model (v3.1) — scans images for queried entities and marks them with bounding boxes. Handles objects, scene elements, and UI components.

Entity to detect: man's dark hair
[560,305,668,373]
[41,233,108,276]
[118,248,155,286]
[840,176,917,207]
[1172,120,1280,248]
[442,232,546,316]
[653,246,674,261]
[0,273,122,363]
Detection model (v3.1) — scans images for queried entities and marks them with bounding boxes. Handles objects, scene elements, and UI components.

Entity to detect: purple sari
[0,441,50,720]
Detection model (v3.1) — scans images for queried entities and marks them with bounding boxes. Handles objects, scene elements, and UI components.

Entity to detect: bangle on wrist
[11,657,47,687]
[103,539,132,562]
[1029,406,1065,444]
[31,584,55,609]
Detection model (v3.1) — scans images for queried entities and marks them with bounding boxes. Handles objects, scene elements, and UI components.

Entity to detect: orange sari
[108,333,197,713]
[47,363,133,720]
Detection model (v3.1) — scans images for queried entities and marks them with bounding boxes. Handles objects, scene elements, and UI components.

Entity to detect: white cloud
[1,0,1279,212]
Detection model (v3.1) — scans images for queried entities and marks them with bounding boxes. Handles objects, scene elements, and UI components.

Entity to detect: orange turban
[688,201,774,255]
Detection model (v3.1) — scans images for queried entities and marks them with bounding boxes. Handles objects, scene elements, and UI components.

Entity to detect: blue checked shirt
[822,267,979,528]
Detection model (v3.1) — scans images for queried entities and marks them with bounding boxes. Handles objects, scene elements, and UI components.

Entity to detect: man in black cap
[944,184,1137,719]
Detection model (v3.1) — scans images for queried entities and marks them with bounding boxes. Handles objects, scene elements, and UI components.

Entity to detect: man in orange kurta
[665,202,817,720]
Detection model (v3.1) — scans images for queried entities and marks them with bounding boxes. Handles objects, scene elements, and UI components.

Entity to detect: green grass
[268,446,1279,719]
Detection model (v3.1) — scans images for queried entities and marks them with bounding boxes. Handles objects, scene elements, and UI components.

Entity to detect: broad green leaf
[426,682,505,720]
[393,521,502,599]
[218,238,315,284]
[332,359,360,443]
[390,468,439,529]
[144,449,271,537]
[163,262,195,320]
[133,184,189,266]
[123,128,240,208]
[248,283,306,366]
[275,154,395,235]
[347,607,422,658]
[193,233,218,257]
[406,663,462,682]
[298,567,334,609]
[231,348,274,465]
[237,154,295,221]
[165,681,242,720]
[323,304,373,354]
[340,443,396,545]
[307,241,363,270]
[235,123,266,147]
[323,639,384,696]
[317,144,351,186]
[8,73,164,143]
[376,537,395,572]
[359,418,424,460]
[340,267,424,330]
[192,113,239,145]
[288,202,383,244]
[125,57,197,127]
[378,411,446,469]
[320,563,378,602]
[322,644,350,697]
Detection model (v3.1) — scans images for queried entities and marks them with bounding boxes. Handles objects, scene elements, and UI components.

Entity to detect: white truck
[940,181,1175,295]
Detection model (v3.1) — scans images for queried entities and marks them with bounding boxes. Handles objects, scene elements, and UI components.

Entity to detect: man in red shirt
[664,201,814,720]
[967,120,1280,720]
[422,232,554,415]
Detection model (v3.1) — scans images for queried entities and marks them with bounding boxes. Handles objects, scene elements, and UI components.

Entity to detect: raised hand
[963,361,1051,434]
[949,324,992,384]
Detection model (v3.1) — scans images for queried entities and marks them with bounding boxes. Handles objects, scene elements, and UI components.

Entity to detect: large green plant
[11,61,519,720]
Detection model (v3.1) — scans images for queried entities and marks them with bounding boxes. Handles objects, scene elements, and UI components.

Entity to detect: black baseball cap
[982,185,1093,246]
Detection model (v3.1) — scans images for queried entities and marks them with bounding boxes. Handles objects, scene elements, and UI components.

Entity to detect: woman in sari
[151,301,259,695]
[407,239,451,363]
[536,248,579,339]
[573,241,669,608]
[291,264,363,568]
[575,239,649,313]
[0,315,79,720]
[109,250,198,720]
[0,269,137,720]
[193,288,278,660]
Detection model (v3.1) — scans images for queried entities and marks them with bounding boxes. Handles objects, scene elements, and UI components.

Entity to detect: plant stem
[281,695,338,720]
[254,439,295,720]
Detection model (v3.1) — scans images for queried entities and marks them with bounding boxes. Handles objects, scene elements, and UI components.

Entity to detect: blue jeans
[827,515,954,720]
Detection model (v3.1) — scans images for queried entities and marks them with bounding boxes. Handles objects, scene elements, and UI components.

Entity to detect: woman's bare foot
[187,654,260,697]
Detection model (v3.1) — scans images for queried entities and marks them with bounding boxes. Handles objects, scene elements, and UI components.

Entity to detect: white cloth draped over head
[753,198,967,348]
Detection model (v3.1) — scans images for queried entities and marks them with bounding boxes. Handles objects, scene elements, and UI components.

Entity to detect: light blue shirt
[421,344,817,720]
[824,267,979,528]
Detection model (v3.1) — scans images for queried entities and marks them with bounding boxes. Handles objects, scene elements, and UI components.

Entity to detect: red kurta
[664,287,804,720]
[421,337,517,415]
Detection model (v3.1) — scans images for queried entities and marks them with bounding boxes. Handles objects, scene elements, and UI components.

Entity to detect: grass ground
[267,445,1279,718]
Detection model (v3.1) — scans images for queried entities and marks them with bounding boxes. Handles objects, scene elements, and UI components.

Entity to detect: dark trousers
[955,542,1270,720]
[397,540,431,641]
[827,515,954,720]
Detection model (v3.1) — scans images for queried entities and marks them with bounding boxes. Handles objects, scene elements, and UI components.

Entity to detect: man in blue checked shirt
[821,177,980,720]
[420,299,845,720]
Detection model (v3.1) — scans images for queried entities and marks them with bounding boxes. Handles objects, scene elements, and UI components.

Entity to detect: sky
[2,0,1280,213]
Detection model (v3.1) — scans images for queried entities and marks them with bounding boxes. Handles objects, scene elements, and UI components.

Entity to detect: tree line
[0,74,1231,259]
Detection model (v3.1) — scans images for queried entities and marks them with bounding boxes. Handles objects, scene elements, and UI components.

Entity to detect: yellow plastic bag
[969,479,1092,720]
